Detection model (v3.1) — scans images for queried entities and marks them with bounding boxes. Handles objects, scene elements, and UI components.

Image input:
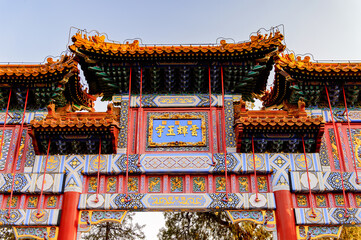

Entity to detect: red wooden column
[274,190,297,240]
[58,192,80,240]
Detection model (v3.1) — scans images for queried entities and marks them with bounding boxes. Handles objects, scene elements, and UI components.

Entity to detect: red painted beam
[58,192,80,240]
[274,190,297,240]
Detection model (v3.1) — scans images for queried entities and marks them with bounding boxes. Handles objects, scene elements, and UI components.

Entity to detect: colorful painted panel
[140,153,212,173]
[224,98,236,149]
[148,113,206,147]
[118,99,129,150]
[127,94,223,108]
[13,226,58,240]
[78,210,127,233]
[257,176,268,192]
[294,208,361,225]
[24,137,35,172]
[170,177,183,192]
[226,210,276,232]
[296,195,308,207]
[319,135,330,170]
[328,128,341,170]
[296,226,342,240]
[334,195,345,207]
[290,171,361,192]
[107,177,117,193]
[356,195,361,207]
[27,196,38,209]
[0,112,46,125]
[0,209,60,226]
[46,196,57,208]
[12,152,337,199]
[0,129,12,171]
[7,196,18,208]
[347,128,361,168]
[0,173,63,194]
[128,177,139,193]
[16,129,27,171]
[238,177,249,192]
[144,194,210,209]
[307,109,361,123]
[192,177,206,192]
[315,195,327,207]
[215,177,226,192]
[78,193,276,210]
[88,177,97,193]
[87,155,107,174]
[45,152,317,176]
[148,177,161,192]
[80,173,277,195]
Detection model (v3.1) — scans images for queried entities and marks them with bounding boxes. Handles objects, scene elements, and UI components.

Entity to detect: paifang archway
[1,30,359,240]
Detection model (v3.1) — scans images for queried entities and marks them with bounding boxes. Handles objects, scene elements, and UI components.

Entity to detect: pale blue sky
[1,1,361,239]
[1,0,361,63]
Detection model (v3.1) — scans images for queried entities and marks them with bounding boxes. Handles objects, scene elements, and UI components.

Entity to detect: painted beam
[294,208,361,225]
[31,153,321,175]
[0,209,59,226]
[27,152,324,194]
[306,109,361,123]
[0,111,47,124]
[290,171,361,192]
[0,173,65,194]
[124,94,224,108]
[78,193,275,211]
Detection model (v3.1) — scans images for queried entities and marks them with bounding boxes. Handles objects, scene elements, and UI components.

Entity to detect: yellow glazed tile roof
[0,56,77,77]
[235,100,324,127]
[277,54,361,74]
[70,32,285,56]
[236,112,324,127]
[30,105,119,129]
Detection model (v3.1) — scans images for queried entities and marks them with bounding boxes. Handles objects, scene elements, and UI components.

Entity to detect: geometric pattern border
[307,109,361,123]
[25,153,325,193]
[290,171,361,192]
[0,173,64,194]
[28,153,323,175]
[126,94,223,108]
[0,112,47,125]
[78,193,276,210]
[295,208,361,225]
[0,209,60,226]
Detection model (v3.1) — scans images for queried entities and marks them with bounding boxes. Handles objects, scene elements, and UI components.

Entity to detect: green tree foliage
[158,212,271,240]
[338,226,361,240]
[0,227,15,240]
[81,212,145,240]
